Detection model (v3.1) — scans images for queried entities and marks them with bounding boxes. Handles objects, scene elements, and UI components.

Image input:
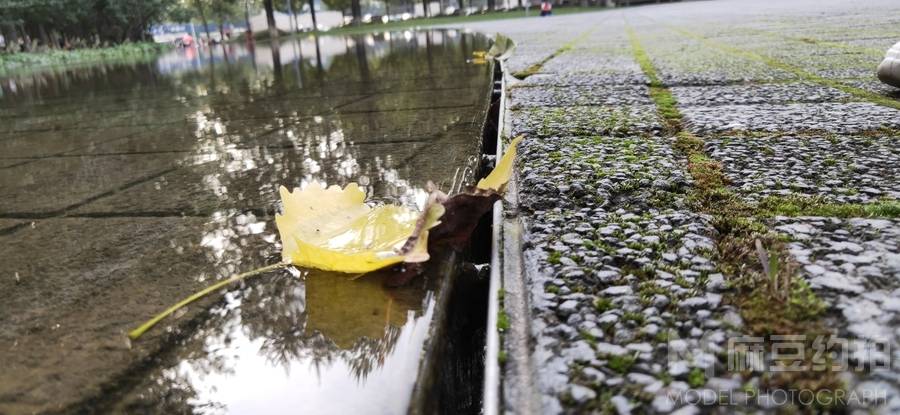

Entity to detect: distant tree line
[0,0,183,50]
[0,0,619,54]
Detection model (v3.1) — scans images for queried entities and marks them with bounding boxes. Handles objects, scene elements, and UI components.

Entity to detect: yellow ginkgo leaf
[477,135,524,192]
[275,183,443,274]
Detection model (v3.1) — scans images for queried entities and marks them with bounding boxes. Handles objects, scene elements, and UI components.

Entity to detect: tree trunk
[244,0,252,36]
[264,0,279,39]
[457,0,464,13]
[195,0,211,43]
[351,0,362,25]
[421,0,428,17]
[308,0,318,30]
[38,24,50,49]
[486,0,494,11]
[285,0,295,33]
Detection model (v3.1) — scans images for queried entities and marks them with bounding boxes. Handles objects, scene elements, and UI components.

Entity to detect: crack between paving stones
[646,17,900,112]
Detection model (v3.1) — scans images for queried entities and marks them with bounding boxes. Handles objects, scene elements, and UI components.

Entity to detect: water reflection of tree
[107,30,489,412]
[116,269,428,412]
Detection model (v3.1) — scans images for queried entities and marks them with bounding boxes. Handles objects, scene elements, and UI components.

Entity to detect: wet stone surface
[517,134,745,413]
[682,102,900,134]
[671,82,852,106]
[509,84,653,108]
[460,0,900,413]
[706,134,900,203]
[519,72,649,87]
[538,53,645,78]
[773,217,900,413]
[509,105,663,138]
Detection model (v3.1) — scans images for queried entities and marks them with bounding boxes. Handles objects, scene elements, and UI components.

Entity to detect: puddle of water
[111,267,444,414]
[0,30,491,414]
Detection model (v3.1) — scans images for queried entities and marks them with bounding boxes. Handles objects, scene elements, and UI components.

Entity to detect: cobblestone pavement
[461,1,900,413]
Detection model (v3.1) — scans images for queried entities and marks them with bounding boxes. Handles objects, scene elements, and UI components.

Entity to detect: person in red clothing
[540,1,552,16]
[181,33,194,47]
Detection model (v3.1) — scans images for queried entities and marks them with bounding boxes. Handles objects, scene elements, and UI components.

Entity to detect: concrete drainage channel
[389,37,524,415]
[481,38,541,415]
[410,42,514,415]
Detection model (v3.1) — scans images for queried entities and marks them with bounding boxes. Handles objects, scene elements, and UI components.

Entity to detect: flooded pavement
[0,30,492,414]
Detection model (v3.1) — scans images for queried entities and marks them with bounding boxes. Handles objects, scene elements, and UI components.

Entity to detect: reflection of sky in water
[165,290,435,414]
[0,28,488,413]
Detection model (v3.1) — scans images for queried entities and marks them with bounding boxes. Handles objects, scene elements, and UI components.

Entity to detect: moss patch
[756,196,900,218]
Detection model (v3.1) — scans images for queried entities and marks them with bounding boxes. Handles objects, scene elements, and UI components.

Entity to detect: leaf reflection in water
[118,268,437,414]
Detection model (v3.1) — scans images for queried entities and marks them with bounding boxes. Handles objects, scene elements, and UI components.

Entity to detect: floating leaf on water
[276,183,444,274]
[131,136,528,340]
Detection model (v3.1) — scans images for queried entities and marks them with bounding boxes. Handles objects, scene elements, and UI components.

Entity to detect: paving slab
[707,134,900,203]
[682,102,900,134]
[0,153,180,214]
[638,34,799,85]
[515,133,740,412]
[538,53,643,76]
[671,82,852,107]
[518,72,649,87]
[509,105,662,138]
[0,216,278,414]
[0,126,149,158]
[774,217,900,414]
[509,84,652,108]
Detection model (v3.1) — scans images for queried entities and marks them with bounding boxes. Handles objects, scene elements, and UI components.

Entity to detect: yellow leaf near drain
[276,183,444,274]
[477,135,523,192]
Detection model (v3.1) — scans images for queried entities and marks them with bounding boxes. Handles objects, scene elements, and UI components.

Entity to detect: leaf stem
[128,262,290,340]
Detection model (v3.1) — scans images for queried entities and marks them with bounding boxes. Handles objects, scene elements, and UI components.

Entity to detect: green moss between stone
[628,22,847,410]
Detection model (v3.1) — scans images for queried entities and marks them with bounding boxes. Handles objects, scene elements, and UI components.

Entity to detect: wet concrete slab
[671,82,853,106]
[682,102,900,134]
[0,219,26,235]
[68,135,481,217]
[0,216,279,414]
[0,153,180,214]
[509,84,652,108]
[509,104,662,138]
[0,126,159,158]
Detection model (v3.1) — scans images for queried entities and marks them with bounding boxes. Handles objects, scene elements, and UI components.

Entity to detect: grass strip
[741,27,885,57]
[0,42,168,76]
[626,26,681,132]
[627,24,846,410]
[667,26,900,111]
